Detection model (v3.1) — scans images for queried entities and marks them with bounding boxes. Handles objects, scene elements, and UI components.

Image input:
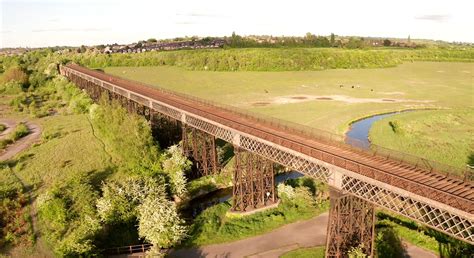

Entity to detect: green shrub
[90,97,160,173]
[0,81,24,95]
[388,120,403,134]
[0,124,5,132]
[2,66,29,86]
[37,176,102,257]
[375,226,405,258]
[10,123,29,141]
[0,138,13,150]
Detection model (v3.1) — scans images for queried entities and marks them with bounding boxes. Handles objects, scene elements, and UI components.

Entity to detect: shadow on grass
[467,152,474,166]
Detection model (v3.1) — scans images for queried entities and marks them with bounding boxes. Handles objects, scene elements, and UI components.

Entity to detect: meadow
[105,62,472,128]
[370,109,474,168]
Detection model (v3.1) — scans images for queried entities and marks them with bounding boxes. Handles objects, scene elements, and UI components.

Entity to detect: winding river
[344,111,411,149]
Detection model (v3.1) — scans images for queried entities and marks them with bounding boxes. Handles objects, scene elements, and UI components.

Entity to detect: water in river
[345,111,410,149]
[185,171,304,218]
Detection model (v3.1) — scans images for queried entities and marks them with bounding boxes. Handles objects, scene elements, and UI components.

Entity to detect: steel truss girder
[341,175,473,243]
[233,147,276,212]
[325,189,375,258]
[182,125,218,178]
[60,65,474,245]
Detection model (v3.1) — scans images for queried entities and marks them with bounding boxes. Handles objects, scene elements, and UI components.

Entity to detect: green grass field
[281,246,325,258]
[370,109,474,168]
[10,114,112,191]
[105,62,473,134]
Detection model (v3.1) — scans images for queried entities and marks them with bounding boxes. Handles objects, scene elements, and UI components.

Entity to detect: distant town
[1,33,473,56]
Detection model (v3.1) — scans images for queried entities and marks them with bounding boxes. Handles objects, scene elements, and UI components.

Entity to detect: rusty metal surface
[60,64,473,244]
[233,147,276,212]
[182,125,219,178]
[326,188,375,258]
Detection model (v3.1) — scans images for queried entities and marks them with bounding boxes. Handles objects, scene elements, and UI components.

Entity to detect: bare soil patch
[271,95,434,105]
[252,102,270,107]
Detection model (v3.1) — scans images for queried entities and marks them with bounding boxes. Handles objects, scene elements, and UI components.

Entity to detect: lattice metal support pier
[149,110,181,148]
[325,188,375,258]
[232,147,276,212]
[182,125,219,178]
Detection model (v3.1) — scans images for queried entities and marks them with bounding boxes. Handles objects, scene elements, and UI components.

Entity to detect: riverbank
[369,109,474,170]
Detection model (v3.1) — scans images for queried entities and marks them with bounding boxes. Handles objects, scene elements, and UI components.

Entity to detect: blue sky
[1,0,473,48]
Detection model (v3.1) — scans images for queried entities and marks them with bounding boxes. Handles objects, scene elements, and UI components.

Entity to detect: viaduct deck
[61,64,473,244]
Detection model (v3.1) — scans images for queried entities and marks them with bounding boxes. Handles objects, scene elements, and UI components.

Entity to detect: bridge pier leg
[232,147,276,212]
[182,125,218,178]
[149,111,181,148]
[325,188,375,258]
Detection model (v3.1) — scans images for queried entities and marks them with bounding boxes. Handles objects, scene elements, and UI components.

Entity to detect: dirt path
[168,212,438,258]
[0,119,17,139]
[0,120,42,161]
[169,213,329,258]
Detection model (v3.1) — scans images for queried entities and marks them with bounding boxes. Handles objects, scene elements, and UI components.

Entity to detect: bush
[388,120,403,134]
[28,72,48,89]
[97,177,166,223]
[2,66,29,87]
[0,139,13,150]
[0,81,24,95]
[90,97,160,173]
[10,123,29,141]
[0,124,5,132]
[161,145,191,199]
[138,196,187,248]
[97,176,186,249]
[375,226,405,257]
[37,176,102,257]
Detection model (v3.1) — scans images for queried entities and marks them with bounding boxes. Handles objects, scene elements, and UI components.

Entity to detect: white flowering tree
[161,145,191,199]
[97,177,166,223]
[96,176,187,250]
[277,183,295,199]
[138,196,187,249]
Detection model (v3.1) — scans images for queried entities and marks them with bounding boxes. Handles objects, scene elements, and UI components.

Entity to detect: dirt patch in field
[252,102,270,107]
[291,96,308,100]
[269,95,434,105]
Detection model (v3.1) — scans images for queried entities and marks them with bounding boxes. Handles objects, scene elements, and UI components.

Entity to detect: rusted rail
[60,64,473,244]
